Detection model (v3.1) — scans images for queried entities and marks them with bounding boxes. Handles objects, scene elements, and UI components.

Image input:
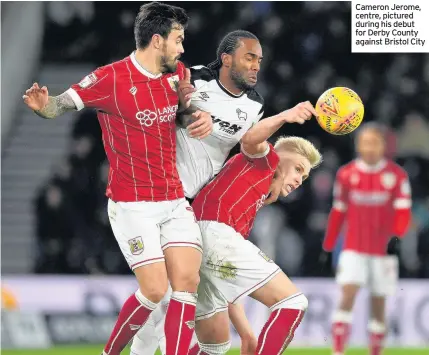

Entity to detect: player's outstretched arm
[23,83,76,119]
[241,101,316,155]
[228,303,257,355]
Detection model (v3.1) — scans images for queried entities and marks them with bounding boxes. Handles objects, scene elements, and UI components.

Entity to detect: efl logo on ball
[315,87,364,135]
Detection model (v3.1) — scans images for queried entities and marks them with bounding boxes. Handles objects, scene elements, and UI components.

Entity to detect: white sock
[270,292,309,312]
[130,315,158,355]
[199,341,231,355]
[333,310,353,324]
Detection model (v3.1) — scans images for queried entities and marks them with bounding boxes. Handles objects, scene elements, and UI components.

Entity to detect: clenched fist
[278,101,317,125]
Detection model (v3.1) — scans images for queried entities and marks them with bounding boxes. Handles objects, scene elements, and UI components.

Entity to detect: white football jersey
[176,65,265,198]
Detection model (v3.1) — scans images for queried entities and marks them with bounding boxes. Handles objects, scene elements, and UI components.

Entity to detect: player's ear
[221,53,232,68]
[152,34,163,50]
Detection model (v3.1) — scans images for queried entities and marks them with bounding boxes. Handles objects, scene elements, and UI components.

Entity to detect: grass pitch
[2,346,428,355]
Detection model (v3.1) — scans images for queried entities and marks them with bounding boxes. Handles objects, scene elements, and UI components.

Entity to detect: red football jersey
[67,52,185,202]
[326,159,412,255]
[192,144,279,238]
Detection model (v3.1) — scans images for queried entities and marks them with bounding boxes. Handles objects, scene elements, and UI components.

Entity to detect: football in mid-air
[315,87,364,135]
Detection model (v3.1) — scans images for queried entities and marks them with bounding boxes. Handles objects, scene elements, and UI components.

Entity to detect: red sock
[332,310,352,355]
[370,332,385,355]
[369,320,386,355]
[103,290,156,355]
[188,343,208,355]
[165,291,197,355]
[332,321,351,355]
[256,308,305,354]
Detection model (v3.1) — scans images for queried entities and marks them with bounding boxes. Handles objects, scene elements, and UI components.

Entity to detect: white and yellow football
[315,87,364,135]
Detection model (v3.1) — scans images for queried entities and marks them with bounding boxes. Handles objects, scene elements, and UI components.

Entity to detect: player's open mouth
[286,184,294,193]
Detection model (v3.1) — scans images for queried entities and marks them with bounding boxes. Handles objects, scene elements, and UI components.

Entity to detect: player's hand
[177,68,196,110]
[23,82,49,111]
[279,101,317,124]
[187,110,213,139]
[240,334,258,355]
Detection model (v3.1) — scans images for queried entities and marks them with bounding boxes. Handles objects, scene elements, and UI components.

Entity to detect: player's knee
[199,340,231,355]
[271,293,309,312]
[171,270,200,292]
[138,281,169,304]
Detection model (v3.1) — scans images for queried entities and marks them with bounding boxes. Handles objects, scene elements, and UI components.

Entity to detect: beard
[160,55,178,73]
[230,62,256,91]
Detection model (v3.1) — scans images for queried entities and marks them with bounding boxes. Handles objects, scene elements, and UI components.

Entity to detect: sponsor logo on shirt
[136,105,178,127]
[212,116,243,135]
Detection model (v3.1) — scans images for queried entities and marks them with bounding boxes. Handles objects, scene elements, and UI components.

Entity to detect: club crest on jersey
[381,172,396,189]
[128,237,144,255]
[167,75,179,92]
[78,73,97,88]
[236,108,248,121]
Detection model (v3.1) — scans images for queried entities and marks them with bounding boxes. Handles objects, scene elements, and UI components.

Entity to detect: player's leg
[130,316,159,355]
[189,273,231,355]
[249,272,308,354]
[103,200,168,355]
[198,221,305,354]
[367,255,398,355]
[161,199,203,355]
[130,285,172,355]
[332,251,368,355]
[369,295,387,355]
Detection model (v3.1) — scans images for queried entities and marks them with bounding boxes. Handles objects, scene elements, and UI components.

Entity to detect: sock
[256,293,307,354]
[165,291,197,355]
[154,285,173,355]
[103,289,157,355]
[188,343,205,355]
[332,310,353,355]
[369,320,386,355]
[130,315,158,355]
[188,341,231,355]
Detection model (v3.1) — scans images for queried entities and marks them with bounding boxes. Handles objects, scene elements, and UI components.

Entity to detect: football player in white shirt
[130,29,308,355]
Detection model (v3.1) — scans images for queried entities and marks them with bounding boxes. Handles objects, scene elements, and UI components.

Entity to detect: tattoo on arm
[34,92,77,119]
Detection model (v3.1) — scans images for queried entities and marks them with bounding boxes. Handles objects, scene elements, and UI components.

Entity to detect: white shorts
[107,198,202,270]
[336,250,399,296]
[196,221,280,320]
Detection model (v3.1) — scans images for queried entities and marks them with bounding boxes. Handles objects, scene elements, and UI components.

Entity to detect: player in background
[185,101,321,355]
[130,29,299,355]
[22,3,213,355]
[323,123,412,355]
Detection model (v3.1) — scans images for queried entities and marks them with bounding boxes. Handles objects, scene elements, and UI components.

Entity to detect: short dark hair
[207,30,259,70]
[134,2,189,49]
[356,122,387,141]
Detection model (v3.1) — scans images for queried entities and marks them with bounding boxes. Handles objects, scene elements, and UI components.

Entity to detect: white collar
[355,158,387,173]
[130,51,162,79]
[217,80,243,97]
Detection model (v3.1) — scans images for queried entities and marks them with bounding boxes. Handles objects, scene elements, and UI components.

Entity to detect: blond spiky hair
[274,136,322,168]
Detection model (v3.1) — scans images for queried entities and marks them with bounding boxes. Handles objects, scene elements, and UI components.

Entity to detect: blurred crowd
[34,2,429,277]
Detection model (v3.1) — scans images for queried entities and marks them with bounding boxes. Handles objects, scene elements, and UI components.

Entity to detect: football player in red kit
[187,101,322,355]
[22,3,213,355]
[323,123,412,355]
